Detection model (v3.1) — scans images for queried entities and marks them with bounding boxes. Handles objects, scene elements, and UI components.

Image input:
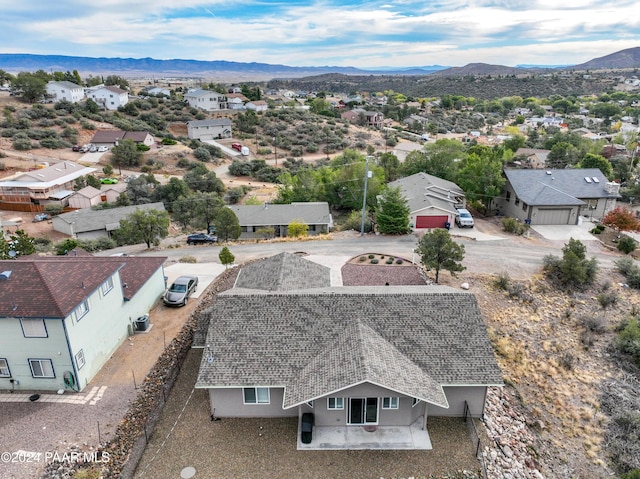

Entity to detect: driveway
[530,218,597,241]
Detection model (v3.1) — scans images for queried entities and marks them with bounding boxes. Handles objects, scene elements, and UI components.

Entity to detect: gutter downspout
[61,318,80,392]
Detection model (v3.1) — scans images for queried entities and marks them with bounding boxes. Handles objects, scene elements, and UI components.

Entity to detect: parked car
[89,145,98,153]
[33,213,50,222]
[455,208,475,228]
[79,144,92,153]
[231,143,243,152]
[301,413,314,444]
[97,145,109,152]
[163,275,198,307]
[100,177,119,184]
[72,145,81,152]
[186,233,218,245]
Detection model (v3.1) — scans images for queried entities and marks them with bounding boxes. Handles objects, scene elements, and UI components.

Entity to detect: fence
[463,400,489,479]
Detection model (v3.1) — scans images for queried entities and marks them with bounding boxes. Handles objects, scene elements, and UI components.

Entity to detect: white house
[87,86,129,110]
[245,100,268,112]
[0,255,166,392]
[187,118,233,140]
[184,89,227,112]
[45,81,85,103]
[146,87,171,97]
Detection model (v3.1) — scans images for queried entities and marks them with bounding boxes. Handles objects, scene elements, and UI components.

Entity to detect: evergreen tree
[213,207,241,242]
[414,229,465,283]
[375,186,410,234]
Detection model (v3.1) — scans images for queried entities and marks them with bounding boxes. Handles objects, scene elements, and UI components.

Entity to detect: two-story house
[45,81,85,103]
[0,255,166,392]
[86,86,129,110]
[183,89,227,112]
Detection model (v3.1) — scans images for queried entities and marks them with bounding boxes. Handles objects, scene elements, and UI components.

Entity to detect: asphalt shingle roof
[234,252,331,291]
[228,202,332,227]
[388,172,465,214]
[195,286,503,407]
[504,168,620,206]
[53,202,166,234]
[0,256,166,318]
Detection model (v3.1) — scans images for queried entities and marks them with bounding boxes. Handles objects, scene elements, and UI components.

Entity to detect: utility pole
[273,136,277,166]
[360,156,374,236]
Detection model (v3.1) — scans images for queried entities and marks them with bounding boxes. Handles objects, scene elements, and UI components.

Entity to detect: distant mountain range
[0,47,638,81]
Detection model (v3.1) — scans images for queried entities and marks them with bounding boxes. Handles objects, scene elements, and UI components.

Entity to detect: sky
[0,0,639,69]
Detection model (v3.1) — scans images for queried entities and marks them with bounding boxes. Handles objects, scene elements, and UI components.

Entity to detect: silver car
[163,275,198,307]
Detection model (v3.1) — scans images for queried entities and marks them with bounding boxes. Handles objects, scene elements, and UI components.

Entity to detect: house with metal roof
[228,202,333,240]
[388,172,466,230]
[498,168,621,225]
[0,161,97,212]
[52,202,166,239]
[195,254,502,449]
[0,255,166,392]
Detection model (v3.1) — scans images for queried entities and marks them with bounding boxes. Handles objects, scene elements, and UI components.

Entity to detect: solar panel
[584,177,592,183]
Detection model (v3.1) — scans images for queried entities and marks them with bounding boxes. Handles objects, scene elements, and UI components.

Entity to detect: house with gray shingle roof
[45,81,85,103]
[0,255,166,392]
[228,202,333,240]
[498,168,621,225]
[52,202,166,239]
[187,118,232,140]
[388,172,466,230]
[195,254,502,449]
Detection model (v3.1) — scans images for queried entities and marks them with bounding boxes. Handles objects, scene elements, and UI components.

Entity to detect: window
[505,191,511,202]
[328,397,344,410]
[515,197,520,206]
[101,277,114,296]
[243,387,269,404]
[74,300,89,321]
[75,350,86,370]
[29,359,55,378]
[522,202,528,211]
[382,397,399,409]
[21,318,47,338]
[0,358,10,377]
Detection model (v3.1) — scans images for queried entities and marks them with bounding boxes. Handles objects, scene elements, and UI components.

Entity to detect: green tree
[7,230,36,257]
[12,72,48,103]
[543,238,598,289]
[84,98,100,114]
[213,207,241,242]
[378,152,401,182]
[192,192,225,232]
[152,177,190,211]
[288,220,308,238]
[415,229,465,283]
[183,163,225,194]
[375,186,410,235]
[219,246,235,269]
[111,138,142,173]
[125,174,157,204]
[102,164,114,176]
[456,147,505,212]
[55,238,79,256]
[114,209,170,248]
[104,75,129,90]
[86,175,101,189]
[580,153,613,179]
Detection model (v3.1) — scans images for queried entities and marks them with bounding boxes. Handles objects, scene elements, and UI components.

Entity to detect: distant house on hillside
[187,119,233,140]
[0,162,96,212]
[513,148,550,169]
[86,86,129,110]
[245,100,268,112]
[90,130,154,147]
[45,81,85,103]
[184,89,227,112]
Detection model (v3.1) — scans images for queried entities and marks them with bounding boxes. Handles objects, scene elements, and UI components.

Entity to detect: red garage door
[416,215,448,228]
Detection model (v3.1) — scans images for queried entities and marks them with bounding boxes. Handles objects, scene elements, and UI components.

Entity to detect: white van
[240,146,250,156]
[455,208,474,228]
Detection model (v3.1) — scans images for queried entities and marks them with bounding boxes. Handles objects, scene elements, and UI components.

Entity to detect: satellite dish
[8,250,16,258]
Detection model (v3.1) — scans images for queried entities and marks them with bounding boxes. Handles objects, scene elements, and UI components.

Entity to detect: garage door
[535,208,572,225]
[415,215,448,228]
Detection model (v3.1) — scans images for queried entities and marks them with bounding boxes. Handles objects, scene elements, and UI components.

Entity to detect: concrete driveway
[530,219,597,241]
[163,262,229,299]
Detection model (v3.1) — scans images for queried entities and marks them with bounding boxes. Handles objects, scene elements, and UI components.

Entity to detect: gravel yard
[134,349,482,479]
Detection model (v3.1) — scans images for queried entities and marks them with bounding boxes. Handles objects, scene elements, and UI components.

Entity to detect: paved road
[105,231,621,280]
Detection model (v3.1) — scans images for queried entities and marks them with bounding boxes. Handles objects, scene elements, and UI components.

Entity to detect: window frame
[327,397,344,410]
[29,358,55,378]
[243,387,270,404]
[0,358,10,377]
[382,397,399,409]
[74,300,90,321]
[75,350,86,370]
[20,318,48,338]
[101,276,114,296]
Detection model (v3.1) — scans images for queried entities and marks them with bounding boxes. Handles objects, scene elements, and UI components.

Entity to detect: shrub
[395,259,403,264]
[193,147,212,162]
[55,239,79,255]
[501,217,529,235]
[368,254,375,259]
[615,257,637,276]
[597,292,618,309]
[179,255,197,263]
[386,259,394,264]
[359,256,366,262]
[77,238,117,252]
[583,315,607,334]
[176,158,191,168]
[617,236,637,254]
[616,316,640,365]
[370,259,379,264]
[493,271,511,291]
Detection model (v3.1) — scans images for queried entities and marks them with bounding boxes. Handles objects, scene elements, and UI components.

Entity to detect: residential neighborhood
[1,57,640,479]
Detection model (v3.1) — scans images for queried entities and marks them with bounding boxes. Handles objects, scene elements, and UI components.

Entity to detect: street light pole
[360,156,373,236]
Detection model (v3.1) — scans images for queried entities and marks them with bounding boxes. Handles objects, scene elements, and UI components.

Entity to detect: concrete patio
[297,417,432,450]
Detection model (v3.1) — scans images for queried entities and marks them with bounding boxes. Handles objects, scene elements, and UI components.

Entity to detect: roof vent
[584,177,592,183]
[546,171,552,175]
[0,270,12,280]
[592,177,600,183]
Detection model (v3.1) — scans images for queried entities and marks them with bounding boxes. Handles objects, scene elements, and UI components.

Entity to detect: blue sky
[0,0,639,68]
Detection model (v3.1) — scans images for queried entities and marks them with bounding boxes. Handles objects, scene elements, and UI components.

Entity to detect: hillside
[572,46,640,70]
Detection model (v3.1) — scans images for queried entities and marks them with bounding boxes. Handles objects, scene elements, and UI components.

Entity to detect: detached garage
[388,172,466,233]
